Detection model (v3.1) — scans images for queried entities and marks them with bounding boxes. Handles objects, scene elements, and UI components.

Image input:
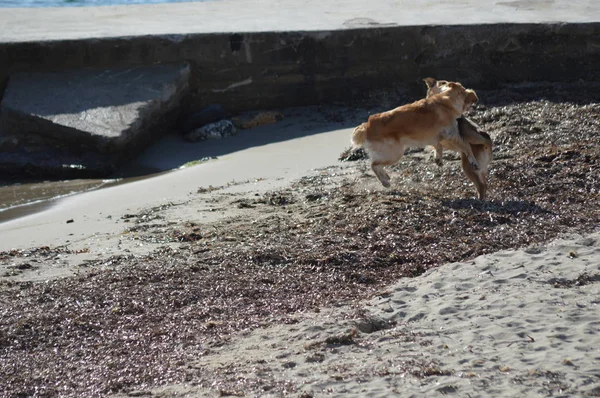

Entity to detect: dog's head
[463,89,478,111]
[424,77,450,97]
[424,78,478,111]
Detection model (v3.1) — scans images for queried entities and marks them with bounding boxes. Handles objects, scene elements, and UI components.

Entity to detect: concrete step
[0,63,190,178]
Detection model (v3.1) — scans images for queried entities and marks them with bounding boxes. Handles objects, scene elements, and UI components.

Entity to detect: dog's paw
[381,179,391,188]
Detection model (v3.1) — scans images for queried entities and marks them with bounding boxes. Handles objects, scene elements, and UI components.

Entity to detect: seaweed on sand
[0,83,599,397]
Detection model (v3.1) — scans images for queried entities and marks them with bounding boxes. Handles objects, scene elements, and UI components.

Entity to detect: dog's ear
[423,77,437,88]
[464,89,479,107]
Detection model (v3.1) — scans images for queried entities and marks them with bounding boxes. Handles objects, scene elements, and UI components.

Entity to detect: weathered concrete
[2,23,597,119]
[1,63,189,152]
[0,0,598,178]
[0,63,189,177]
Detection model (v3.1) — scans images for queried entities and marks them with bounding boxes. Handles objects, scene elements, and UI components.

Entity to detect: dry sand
[0,82,599,397]
[145,231,600,398]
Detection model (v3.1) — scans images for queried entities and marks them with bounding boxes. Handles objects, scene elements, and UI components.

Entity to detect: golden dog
[424,78,492,200]
[352,82,479,189]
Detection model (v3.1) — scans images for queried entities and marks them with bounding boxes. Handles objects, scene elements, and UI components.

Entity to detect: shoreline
[0,178,122,223]
[0,107,359,252]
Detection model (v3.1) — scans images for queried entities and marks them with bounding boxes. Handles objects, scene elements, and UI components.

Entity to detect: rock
[0,63,190,178]
[181,104,226,133]
[184,120,236,142]
[232,110,283,129]
[282,361,297,369]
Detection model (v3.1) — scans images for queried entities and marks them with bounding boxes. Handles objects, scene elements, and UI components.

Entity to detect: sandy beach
[0,82,599,397]
[146,231,600,397]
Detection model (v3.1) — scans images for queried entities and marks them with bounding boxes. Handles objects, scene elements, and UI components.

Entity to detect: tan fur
[351,123,368,147]
[352,82,479,189]
[424,78,493,200]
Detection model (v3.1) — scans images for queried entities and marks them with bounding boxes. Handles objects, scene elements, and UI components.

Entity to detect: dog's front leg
[434,143,444,166]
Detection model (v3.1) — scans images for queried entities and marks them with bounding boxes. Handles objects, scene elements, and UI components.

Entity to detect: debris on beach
[232,110,284,129]
[0,82,599,397]
[338,146,368,161]
[183,119,237,142]
[179,156,218,169]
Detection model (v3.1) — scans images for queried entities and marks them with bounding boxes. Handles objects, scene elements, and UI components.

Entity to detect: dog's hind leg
[371,161,393,187]
[368,143,405,188]
[466,151,480,171]
[461,153,487,199]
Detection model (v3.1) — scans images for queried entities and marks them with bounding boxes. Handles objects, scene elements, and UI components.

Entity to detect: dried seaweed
[0,83,599,397]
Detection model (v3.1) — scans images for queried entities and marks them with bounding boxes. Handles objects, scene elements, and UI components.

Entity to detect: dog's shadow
[441,198,551,215]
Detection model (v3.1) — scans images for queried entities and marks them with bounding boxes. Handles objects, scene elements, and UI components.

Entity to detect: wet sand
[0,106,364,269]
[0,178,122,224]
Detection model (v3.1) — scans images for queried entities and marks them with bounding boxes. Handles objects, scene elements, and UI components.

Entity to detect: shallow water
[0,179,119,223]
[0,161,174,224]
[0,0,208,7]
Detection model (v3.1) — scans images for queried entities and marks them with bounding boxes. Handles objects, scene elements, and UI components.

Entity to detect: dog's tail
[351,123,368,147]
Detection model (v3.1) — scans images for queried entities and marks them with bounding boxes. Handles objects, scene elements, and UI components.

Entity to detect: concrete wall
[1,23,599,115]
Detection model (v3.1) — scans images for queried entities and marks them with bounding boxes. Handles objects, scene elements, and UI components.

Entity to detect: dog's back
[358,87,467,147]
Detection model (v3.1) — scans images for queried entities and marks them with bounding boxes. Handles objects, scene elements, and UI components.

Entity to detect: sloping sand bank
[156,231,600,398]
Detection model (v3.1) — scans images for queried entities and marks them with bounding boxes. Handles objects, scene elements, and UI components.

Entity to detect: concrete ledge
[2,23,598,116]
[0,1,598,179]
[0,64,190,178]
[1,0,598,114]
[1,64,190,152]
